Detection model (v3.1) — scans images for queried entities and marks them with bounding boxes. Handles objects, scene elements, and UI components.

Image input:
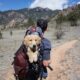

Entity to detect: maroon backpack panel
[13,45,29,78]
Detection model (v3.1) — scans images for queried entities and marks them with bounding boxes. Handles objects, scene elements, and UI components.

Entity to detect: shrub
[0,31,2,39]
[10,30,13,36]
[55,29,64,39]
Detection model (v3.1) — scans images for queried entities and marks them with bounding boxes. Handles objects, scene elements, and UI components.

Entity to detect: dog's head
[24,34,41,52]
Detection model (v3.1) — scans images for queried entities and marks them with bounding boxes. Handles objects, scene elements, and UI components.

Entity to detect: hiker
[13,19,51,80]
[36,19,51,78]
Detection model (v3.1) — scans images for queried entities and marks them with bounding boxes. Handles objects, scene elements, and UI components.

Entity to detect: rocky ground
[0,26,80,80]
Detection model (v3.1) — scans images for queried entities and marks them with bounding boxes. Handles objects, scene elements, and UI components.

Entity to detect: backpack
[25,26,43,38]
[12,44,29,79]
[12,44,43,80]
[12,26,52,80]
[12,26,43,79]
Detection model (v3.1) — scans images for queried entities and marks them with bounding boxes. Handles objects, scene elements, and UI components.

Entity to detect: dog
[23,34,41,63]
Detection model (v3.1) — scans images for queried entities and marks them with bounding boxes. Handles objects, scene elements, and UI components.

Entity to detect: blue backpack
[25,26,43,38]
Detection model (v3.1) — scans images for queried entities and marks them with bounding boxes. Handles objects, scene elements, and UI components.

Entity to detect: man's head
[37,19,48,33]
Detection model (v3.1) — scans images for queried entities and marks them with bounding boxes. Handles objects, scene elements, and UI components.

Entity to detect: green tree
[27,18,35,26]
[55,13,66,29]
[76,4,80,19]
[67,11,78,26]
[56,13,65,25]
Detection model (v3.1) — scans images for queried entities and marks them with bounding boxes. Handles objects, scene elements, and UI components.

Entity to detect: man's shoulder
[42,38,51,44]
[41,38,51,49]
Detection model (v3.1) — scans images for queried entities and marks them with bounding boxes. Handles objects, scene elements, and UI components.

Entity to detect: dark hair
[37,19,48,33]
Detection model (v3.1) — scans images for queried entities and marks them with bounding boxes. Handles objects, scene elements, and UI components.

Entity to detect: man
[13,19,51,80]
[36,19,51,67]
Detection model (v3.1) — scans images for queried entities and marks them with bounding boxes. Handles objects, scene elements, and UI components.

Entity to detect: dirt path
[47,40,78,80]
[5,40,78,80]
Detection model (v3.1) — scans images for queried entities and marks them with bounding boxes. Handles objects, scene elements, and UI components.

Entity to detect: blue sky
[0,0,80,11]
[0,0,34,11]
[68,0,80,5]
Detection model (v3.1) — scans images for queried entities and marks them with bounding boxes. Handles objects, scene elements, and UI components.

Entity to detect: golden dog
[24,34,41,63]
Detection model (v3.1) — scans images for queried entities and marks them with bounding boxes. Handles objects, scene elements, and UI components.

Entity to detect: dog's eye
[35,39,37,41]
[29,39,32,41]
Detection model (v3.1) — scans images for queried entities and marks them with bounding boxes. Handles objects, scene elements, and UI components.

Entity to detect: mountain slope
[0,7,60,29]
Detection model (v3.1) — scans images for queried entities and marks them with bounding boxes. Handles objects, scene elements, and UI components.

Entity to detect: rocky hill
[0,7,60,29]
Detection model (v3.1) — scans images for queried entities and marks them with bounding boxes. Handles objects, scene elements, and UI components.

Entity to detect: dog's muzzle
[30,45,37,52]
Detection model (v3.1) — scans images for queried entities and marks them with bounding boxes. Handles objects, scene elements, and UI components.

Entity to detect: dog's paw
[34,58,37,62]
[29,58,34,63]
[33,54,38,62]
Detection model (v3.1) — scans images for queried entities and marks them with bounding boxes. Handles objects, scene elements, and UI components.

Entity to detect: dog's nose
[33,45,36,48]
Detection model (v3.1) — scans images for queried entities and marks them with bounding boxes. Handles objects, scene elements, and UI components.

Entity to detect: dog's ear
[23,36,28,46]
[39,37,41,42]
[37,36,41,44]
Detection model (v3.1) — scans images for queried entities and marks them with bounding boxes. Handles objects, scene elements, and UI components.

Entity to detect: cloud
[77,1,80,4]
[29,0,69,10]
[63,4,69,9]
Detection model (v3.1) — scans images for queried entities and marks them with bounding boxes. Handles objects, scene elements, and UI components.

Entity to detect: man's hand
[43,60,51,67]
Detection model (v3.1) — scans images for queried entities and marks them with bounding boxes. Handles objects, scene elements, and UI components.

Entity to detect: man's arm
[41,38,51,66]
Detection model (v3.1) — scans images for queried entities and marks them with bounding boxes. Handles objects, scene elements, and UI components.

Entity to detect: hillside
[54,4,80,27]
[0,7,59,29]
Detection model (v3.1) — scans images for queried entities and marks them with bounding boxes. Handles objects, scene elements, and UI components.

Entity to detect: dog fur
[24,34,41,63]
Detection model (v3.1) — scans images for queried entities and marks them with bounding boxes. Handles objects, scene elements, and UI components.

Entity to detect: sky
[0,0,80,11]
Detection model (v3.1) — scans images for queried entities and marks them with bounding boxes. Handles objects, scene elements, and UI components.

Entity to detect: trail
[47,40,78,80]
[5,40,78,80]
